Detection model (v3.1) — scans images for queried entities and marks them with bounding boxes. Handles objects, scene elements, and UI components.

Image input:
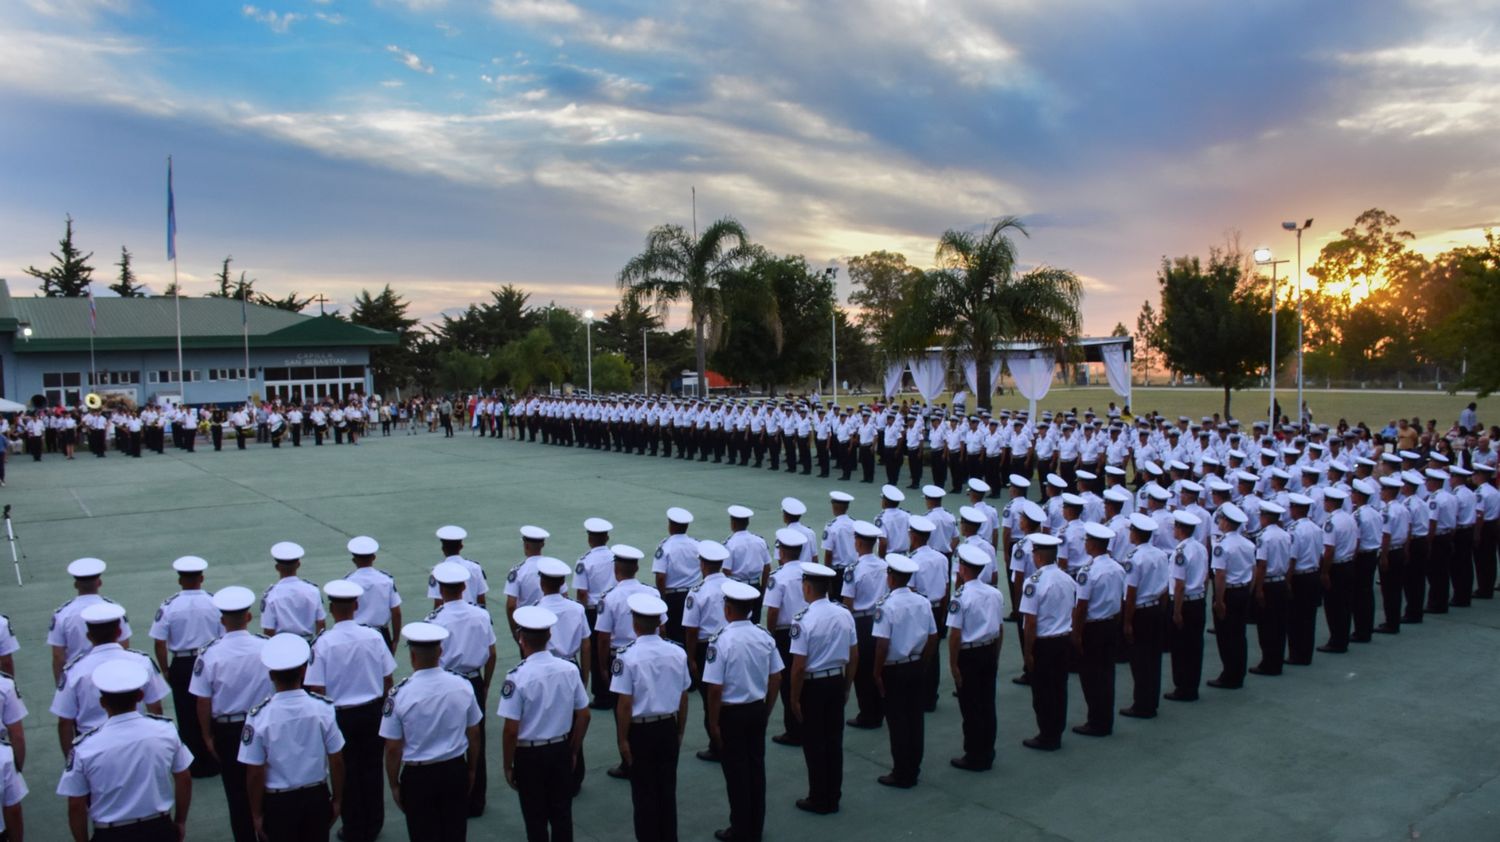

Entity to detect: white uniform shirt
[652,535,702,591]
[238,690,344,789]
[190,630,273,716]
[51,644,168,732]
[538,593,589,660]
[845,554,889,614]
[0,742,23,834]
[426,602,496,674]
[1213,532,1257,585]
[262,577,325,637]
[427,555,489,605]
[763,563,807,629]
[379,668,483,763]
[908,545,950,605]
[725,531,771,585]
[1255,525,1293,578]
[785,522,818,565]
[877,507,911,553]
[946,578,1003,643]
[701,620,783,704]
[345,567,403,628]
[0,615,17,659]
[788,598,857,672]
[48,595,133,662]
[682,573,729,637]
[148,589,222,652]
[1383,500,1410,548]
[1020,566,1077,637]
[57,712,191,824]
[574,547,616,607]
[1323,510,1358,563]
[306,621,396,707]
[872,587,936,660]
[504,556,547,608]
[609,634,691,717]
[594,580,663,648]
[1123,544,1170,603]
[1288,518,1323,573]
[822,515,857,570]
[1075,555,1126,621]
[497,651,588,741]
[0,674,26,726]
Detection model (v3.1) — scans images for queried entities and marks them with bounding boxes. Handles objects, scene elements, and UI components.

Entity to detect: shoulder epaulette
[145,712,174,723]
[308,691,334,705]
[389,675,412,696]
[249,695,273,717]
[55,597,78,612]
[72,725,100,746]
[160,593,182,609]
[425,608,441,621]
[254,633,270,640]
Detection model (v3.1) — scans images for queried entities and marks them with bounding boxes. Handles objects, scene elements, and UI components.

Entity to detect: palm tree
[933,216,1083,410]
[618,218,755,397]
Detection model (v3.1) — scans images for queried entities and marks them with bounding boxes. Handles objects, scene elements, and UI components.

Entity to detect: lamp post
[825,266,839,407]
[16,322,31,404]
[1254,248,1289,427]
[583,309,594,396]
[642,329,649,394]
[1282,219,1313,428]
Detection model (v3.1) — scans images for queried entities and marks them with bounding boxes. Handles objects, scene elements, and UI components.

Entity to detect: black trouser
[291,425,302,447]
[948,450,966,491]
[772,629,800,742]
[628,717,679,842]
[882,444,901,485]
[955,641,998,765]
[719,701,768,841]
[799,675,846,811]
[1381,547,1406,630]
[213,719,256,842]
[1254,581,1288,673]
[1169,598,1205,697]
[91,815,176,842]
[90,428,106,456]
[882,660,924,783]
[314,424,325,445]
[1214,586,1249,685]
[1287,572,1321,662]
[1427,533,1452,612]
[263,783,331,842]
[182,428,195,452]
[1029,635,1069,746]
[798,437,812,474]
[1451,526,1474,606]
[1352,551,1379,638]
[465,675,488,816]
[765,434,779,469]
[906,447,923,487]
[924,604,943,708]
[400,756,468,842]
[515,741,574,842]
[1127,603,1164,713]
[1323,562,1355,649]
[816,439,830,476]
[586,611,611,708]
[1477,521,1498,598]
[838,441,854,479]
[851,615,882,725]
[859,444,875,482]
[1079,617,1120,732]
[26,436,41,461]
[1404,538,1428,620]
[236,428,247,449]
[168,656,218,778]
[662,591,687,644]
[336,699,384,842]
[930,450,947,490]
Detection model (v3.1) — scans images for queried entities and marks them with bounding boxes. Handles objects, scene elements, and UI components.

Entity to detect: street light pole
[1254,248,1289,427]
[826,266,839,407]
[1283,219,1313,428]
[583,310,594,395]
[642,329,649,394]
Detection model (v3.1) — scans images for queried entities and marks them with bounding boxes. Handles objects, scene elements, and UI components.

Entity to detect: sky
[1,0,1497,333]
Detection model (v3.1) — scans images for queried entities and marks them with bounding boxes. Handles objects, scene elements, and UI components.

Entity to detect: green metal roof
[3,280,397,353]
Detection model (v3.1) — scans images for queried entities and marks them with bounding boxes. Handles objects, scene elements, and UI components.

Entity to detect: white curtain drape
[1101,343,1132,404]
[989,359,1004,397]
[1006,352,1055,403]
[883,362,906,399]
[961,358,979,397]
[960,357,1006,399]
[908,356,946,403]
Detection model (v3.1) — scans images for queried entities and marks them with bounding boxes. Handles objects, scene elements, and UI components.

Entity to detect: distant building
[0,279,397,408]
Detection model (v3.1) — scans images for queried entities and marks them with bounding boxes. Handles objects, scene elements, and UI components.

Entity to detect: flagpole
[169,156,185,404]
[242,286,250,403]
[87,284,97,392]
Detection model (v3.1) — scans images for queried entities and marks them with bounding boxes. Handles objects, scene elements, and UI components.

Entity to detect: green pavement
[2,432,1496,841]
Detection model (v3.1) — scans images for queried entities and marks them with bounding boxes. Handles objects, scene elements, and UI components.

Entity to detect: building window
[263,364,366,403]
[43,371,83,407]
[88,371,141,386]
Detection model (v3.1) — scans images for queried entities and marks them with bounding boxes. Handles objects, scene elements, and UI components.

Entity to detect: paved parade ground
[3,430,1497,841]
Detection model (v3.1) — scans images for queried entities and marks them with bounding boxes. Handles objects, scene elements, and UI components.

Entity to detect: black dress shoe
[846,718,882,730]
[1011,675,1031,686]
[1071,724,1110,737]
[1425,607,1448,614]
[1248,666,1281,676]
[714,829,736,841]
[1316,644,1347,654]
[1349,635,1372,643]
[606,764,630,779]
[1021,737,1060,751]
[771,733,802,747]
[1163,691,1198,702]
[1400,615,1423,624]
[877,774,916,788]
[696,749,721,762]
[949,756,992,771]
[795,798,837,815]
[1206,678,1241,689]
[1118,707,1157,719]
[1372,624,1399,634]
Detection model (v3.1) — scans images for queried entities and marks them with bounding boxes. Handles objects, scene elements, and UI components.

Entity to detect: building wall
[0,341,373,408]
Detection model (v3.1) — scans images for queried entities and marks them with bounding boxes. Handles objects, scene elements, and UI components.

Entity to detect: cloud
[241,5,302,33]
[490,0,582,24]
[314,11,346,24]
[435,21,460,37]
[385,45,434,74]
[380,79,404,88]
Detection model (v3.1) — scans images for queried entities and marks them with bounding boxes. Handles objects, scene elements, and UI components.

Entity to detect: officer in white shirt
[504,525,552,643]
[499,606,591,842]
[905,516,949,711]
[725,507,772,611]
[1019,534,1075,751]
[779,497,818,564]
[1164,512,1208,702]
[653,507,701,643]
[574,518,616,706]
[52,603,168,755]
[0,716,23,842]
[148,556,221,778]
[822,492,858,602]
[875,485,911,556]
[945,543,1003,771]
[307,581,396,842]
[872,555,937,788]
[1209,503,1255,689]
[0,612,18,679]
[1376,476,1412,633]
[611,593,692,842]
[1071,523,1125,737]
[58,661,192,842]
[190,585,271,842]
[1475,464,1500,599]
[683,540,731,760]
[1249,502,1292,677]
[592,546,661,735]
[429,525,488,608]
[788,563,857,815]
[427,560,497,817]
[1350,478,1386,641]
[261,542,325,640]
[1119,513,1168,718]
[240,634,345,842]
[764,529,809,748]
[344,536,403,651]
[49,557,133,683]
[1319,487,1360,653]
[380,623,483,842]
[843,521,887,730]
[1284,493,1323,665]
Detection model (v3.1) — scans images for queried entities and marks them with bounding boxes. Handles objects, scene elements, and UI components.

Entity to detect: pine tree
[110,246,146,297]
[25,214,95,297]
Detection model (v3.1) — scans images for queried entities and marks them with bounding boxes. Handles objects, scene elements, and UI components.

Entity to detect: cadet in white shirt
[1376,477,1412,634]
[344,535,403,651]
[1072,523,1125,737]
[307,581,396,842]
[764,529,809,747]
[191,586,272,842]
[240,634,345,842]
[574,518,616,707]
[875,485,911,556]
[58,661,192,842]
[724,507,772,617]
[611,593,692,842]
[946,544,1004,771]
[1165,511,1210,702]
[1209,504,1255,689]
[1019,534,1075,751]
[1119,513,1169,718]
[872,555,938,788]
[504,525,552,643]
[822,492,858,602]
[788,563,857,815]
[1285,494,1325,666]
[906,516,950,711]
[380,623,483,842]
[0,613,18,678]
[49,558,133,683]
[683,540,731,761]
[429,524,488,608]
[653,507,701,643]
[844,521,888,730]
[592,547,663,734]
[148,556,221,778]
[1350,478,1386,642]
[261,542,325,639]
[702,581,782,842]
[1251,503,1292,677]
[52,603,168,755]
[427,560,497,817]
[1319,487,1360,653]
[499,606,591,842]
[779,497,819,565]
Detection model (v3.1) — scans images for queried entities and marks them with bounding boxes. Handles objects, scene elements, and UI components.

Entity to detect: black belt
[213,713,247,724]
[1226,583,1250,590]
[960,636,998,650]
[336,698,382,711]
[1264,576,1286,583]
[266,781,324,794]
[631,713,676,724]
[170,648,202,658]
[885,655,921,665]
[806,667,844,680]
[404,754,465,768]
[95,812,170,830]
[517,736,568,748]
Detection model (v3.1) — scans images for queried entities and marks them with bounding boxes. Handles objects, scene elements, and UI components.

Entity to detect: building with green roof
[0,278,397,408]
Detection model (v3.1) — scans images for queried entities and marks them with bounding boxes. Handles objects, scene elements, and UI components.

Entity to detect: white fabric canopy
[961,357,1006,399]
[961,358,979,397]
[1006,352,1055,405]
[883,362,906,399]
[908,357,946,403]
[1101,343,1132,406]
[989,359,1004,397]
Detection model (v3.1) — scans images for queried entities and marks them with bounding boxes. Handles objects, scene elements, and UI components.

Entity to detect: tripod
[4,506,22,586]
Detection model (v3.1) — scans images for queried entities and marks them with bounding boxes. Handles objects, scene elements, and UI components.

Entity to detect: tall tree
[1135,300,1160,385]
[255,291,313,312]
[847,251,925,350]
[210,256,235,298]
[929,217,1083,410]
[712,253,830,393]
[618,217,756,397]
[352,285,421,394]
[111,246,146,297]
[25,214,95,297]
[593,295,663,356]
[1434,231,1500,395]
